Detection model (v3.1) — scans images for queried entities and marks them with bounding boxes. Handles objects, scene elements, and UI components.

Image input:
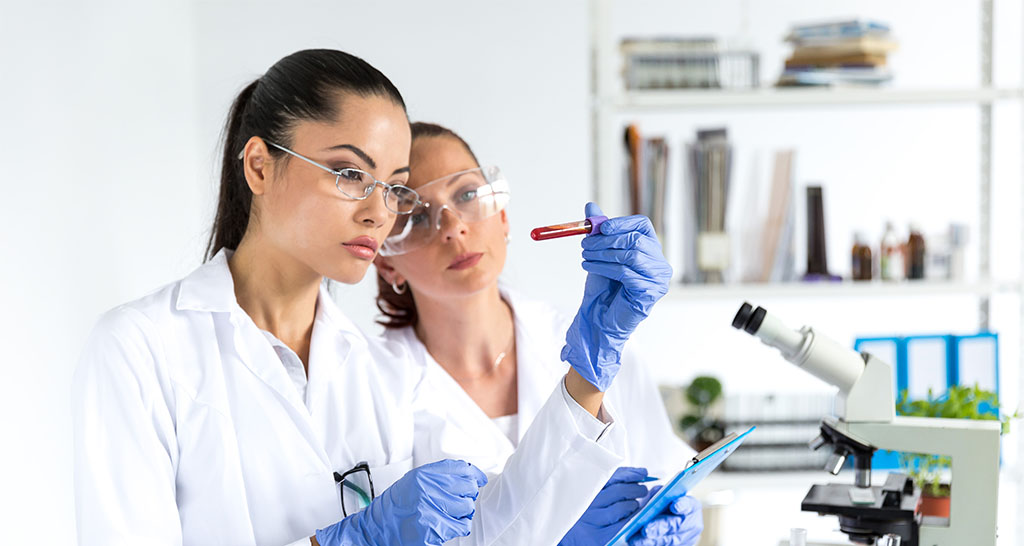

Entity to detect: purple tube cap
[587,215,609,235]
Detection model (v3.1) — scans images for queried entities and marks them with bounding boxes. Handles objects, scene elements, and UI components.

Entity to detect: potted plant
[895,384,1020,517]
[679,376,725,452]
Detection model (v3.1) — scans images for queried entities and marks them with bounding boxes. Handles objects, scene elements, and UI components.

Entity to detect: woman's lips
[448,252,483,270]
[342,236,379,260]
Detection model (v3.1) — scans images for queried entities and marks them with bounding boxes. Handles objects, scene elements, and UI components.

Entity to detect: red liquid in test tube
[530,215,608,241]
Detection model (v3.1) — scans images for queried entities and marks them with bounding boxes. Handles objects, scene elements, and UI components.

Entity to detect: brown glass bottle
[852,233,872,281]
[907,224,926,280]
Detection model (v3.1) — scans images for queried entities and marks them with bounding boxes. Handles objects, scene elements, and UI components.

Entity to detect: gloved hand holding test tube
[536,203,673,392]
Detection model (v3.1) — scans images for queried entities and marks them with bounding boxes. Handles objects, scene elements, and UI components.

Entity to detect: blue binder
[854,332,999,470]
[605,427,755,546]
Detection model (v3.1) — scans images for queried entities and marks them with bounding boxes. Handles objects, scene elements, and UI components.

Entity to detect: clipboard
[605,426,756,546]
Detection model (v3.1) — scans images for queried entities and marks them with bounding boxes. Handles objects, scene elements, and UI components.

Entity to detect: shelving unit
[589,0,1024,542]
[663,279,1022,303]
[606,86,1024,110]
[588,0,1023,326]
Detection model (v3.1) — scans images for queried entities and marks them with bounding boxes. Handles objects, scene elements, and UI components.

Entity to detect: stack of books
[620,37,759,90]
[777,19,897,87]
[623,124,669,238]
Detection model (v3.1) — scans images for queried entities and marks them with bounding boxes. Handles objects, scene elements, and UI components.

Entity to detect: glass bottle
[852,232,872,281]
[880,221,904,281]
[907,224,926,280]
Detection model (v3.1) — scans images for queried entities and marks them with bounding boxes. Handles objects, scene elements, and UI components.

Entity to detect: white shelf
[598,87,1024,111]
[664,279,1022,302]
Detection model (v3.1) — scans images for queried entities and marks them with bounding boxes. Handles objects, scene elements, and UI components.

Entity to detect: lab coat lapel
[179,250,332,469]
[411,329,517,456]
[304,285,359,465]
[511,305,554,442]
[503,285,567,442]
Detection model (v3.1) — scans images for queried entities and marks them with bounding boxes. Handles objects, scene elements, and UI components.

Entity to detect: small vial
[790,528,807,546]
[530,215,608,241]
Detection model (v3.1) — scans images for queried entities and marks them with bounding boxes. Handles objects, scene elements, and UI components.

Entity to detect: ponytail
[206,79,259,260]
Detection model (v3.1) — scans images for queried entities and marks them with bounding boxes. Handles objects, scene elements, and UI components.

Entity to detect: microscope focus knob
[825,451,847,475]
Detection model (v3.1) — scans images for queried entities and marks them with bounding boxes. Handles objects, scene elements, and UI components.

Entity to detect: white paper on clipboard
[605,426,756,546]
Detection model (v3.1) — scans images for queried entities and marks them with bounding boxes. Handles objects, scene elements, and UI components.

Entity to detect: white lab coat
[73,251,625,546]
[384,285,694,481]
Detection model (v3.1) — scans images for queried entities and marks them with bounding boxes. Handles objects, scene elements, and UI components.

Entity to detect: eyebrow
[323,144,409,176]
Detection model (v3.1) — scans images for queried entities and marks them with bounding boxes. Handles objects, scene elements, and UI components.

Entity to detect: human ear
[374,255,405,286]
[242,136,272,196]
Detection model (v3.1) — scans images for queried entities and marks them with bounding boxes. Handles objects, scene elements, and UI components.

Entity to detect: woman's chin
[322,262,373,286]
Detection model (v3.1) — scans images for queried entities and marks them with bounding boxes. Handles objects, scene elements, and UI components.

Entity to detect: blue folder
[605,426,755,546]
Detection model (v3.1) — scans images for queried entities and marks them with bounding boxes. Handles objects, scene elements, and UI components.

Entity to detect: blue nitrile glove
[561,202,673,391]
[560,467,650,546]
[627,493,704,546]
[314,459,488,546]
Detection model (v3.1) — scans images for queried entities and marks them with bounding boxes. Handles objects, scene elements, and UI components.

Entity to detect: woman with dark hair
[374,123,702,546]
[73,50,669,546]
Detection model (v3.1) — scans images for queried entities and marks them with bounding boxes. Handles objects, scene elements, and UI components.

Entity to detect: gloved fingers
[585,201,606,219]
[424,489,478,521]
[581,228,663,255]
[426,459,489,488]
[640,514,686,538]
[581,260,670,294]
[580,247,667,274]
[594,214,656,237]
[668,495,702,517]
[581,236,664,265]
[591,482,650,509]
[428,510,475,544]
[628,525,703,546]
[640,485,663,507]
[607,466,649,485]
[583,498,641,527]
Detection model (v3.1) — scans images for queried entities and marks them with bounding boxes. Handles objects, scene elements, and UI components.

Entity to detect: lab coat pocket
[370,455,414,492]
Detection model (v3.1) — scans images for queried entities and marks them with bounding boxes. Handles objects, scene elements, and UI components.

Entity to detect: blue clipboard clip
[605,426,756,546]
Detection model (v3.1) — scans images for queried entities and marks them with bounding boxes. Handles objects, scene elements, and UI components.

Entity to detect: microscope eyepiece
[731,302,865,393]
[732,301,767,335]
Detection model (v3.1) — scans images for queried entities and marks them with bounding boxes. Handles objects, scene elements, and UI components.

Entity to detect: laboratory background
[3,0,1024,544]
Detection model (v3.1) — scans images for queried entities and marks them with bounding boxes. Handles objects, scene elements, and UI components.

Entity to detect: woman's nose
[437,207,468,241]
[357,184,391,227]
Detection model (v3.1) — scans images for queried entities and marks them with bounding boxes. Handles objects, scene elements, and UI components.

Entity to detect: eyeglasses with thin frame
[335,461,375,517]
[262,142,421,215]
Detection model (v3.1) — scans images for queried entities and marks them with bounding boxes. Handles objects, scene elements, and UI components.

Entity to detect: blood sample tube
[530,215,608,241]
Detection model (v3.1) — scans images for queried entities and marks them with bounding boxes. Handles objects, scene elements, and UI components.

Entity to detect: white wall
[2,0,1021,544]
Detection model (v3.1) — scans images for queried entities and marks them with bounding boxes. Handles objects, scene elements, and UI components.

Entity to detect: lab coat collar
[175,250,367,347]
[176,249,242,314]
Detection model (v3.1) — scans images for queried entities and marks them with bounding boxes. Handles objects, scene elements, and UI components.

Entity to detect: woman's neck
[228,236,321,367]
[413,284,514,382]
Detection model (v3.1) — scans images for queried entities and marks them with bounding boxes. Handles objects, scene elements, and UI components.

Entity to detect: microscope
[731,302,1001,546]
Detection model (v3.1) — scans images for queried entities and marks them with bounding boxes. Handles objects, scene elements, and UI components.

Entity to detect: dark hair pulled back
[376,122,479,329]
[206,49,406,260]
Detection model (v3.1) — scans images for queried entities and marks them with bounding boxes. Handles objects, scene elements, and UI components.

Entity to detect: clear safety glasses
[266,142,421,215]
[379,165,510,256]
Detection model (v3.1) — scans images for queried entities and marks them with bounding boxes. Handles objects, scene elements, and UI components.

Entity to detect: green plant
[680,376,724,449]
[896,384,1020,497]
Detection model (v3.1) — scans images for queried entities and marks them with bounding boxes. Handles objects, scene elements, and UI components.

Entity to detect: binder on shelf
[905,335,954,400]
[853,337,902,394]
[955,333,1000,396]
[854,332,1000,469]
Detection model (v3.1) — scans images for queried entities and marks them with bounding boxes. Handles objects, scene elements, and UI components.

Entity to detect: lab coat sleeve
[445,378,626,546]
[608,345,695,478]
[72,308,182,545]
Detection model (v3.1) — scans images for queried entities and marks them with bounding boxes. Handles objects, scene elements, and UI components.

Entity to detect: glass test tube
[530,215,607,241]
